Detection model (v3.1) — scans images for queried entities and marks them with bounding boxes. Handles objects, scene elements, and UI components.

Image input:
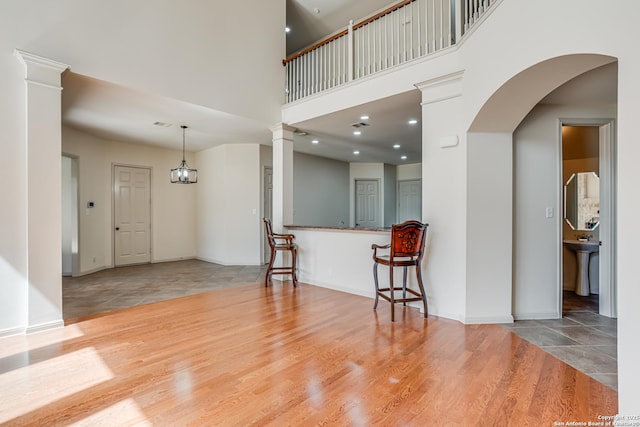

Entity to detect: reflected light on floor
[306,375,323,406]
[0,346,113,423]
[68,398,151,426]
[0,324,85,359]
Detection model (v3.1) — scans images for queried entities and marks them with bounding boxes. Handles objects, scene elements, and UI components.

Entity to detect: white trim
[152,257,197,264]
[598,121,617,317]
[514,312,561,321]
[301,278,375,299]
[415,70,465,105]
[74,265,110,277]
[0,326,26,338]
[196,256,262,267]
[24,79,64,91]
[26,319,64,335]
[463,315,514,324]
[14,49,69,73]
[426,308,465,324]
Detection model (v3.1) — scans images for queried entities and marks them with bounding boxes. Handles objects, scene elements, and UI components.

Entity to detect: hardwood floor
[0,282,617,425]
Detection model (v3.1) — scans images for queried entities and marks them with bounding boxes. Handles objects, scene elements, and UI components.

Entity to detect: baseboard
[300,278,375,300]
[514,312,560,321]
[74,265,109,277]
[196,256,262,267]
[152,257,196,264]
[0,326,26,338]
[427,308,465,324]
[463,314,514,324]
[26,319,64,335]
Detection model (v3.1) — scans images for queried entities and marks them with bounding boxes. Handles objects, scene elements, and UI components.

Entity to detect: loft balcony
[283,0,497,103]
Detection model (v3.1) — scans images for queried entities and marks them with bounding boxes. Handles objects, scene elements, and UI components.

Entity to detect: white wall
[513,104,615,319]
[197,144,262,265]
[419,88,467,323]
[62,126,197,272]
[466,133,513,323]
[292,228,392,298]
[397,163,421,181]
[293,152,349,227]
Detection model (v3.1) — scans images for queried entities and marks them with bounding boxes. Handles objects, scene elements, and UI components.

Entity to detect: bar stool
[264,218,297,287]
[371,220,428,321]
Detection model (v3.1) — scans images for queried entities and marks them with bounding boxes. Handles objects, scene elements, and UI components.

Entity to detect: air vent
[351,122,370,128]
[153,121,172,127]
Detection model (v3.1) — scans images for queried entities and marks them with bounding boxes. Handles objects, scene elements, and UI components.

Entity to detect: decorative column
[15,50,69,333]
[271,124,295,233]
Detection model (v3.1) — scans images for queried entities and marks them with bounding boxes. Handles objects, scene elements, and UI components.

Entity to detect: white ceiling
[291,90,422,165]
[61,0,416,164]
[62,72,272,153]
[60,0,617,167]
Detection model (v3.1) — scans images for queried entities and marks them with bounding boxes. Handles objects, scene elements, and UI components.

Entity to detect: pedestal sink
[564,240,599,296]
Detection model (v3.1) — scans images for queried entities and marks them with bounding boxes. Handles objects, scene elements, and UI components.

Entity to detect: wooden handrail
[282,0,417,66]
[282,29,348,65]
[353,0,415,30]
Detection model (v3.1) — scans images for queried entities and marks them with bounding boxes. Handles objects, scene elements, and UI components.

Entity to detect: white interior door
[263,166,273,264]
[114,166,151,266]
[397,179,422,223]
[598,122,616,317]
[355,179,380,228]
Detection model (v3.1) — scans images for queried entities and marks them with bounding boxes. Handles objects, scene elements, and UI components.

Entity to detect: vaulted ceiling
[61,1,617,166]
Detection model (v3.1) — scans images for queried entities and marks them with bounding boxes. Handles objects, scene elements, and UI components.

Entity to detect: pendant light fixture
[170,125,198,184]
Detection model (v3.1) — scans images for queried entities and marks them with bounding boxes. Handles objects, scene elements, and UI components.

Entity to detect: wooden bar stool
[371,220,428,321]
[264,218,297,287]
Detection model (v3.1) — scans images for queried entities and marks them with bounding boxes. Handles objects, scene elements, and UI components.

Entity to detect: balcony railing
[283,0,496,103]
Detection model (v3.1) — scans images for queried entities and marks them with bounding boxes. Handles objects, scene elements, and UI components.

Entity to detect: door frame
[261,165,273,264]
[557,118,616,318]
[61,153,80,277]
[112,163,153,267]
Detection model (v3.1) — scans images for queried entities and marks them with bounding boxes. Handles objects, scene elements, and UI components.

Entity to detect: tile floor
[64,261,618,390]
[63,259,268,321]
[502,291,617,390]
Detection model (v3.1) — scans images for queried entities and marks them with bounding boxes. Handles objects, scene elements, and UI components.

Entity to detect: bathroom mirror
[564,172,600,230]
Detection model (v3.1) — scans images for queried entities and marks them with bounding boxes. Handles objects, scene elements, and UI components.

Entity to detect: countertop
[284,224,391,233]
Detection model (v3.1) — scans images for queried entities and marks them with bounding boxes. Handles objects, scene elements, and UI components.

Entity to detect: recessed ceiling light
[360,115,369,120]
[408,119,418,125]
[311,139,319,144]
[393,144,401,149]
[353,130,361,136]
[401,155,408,160]
[285,27,291,33]
[353,150,360,155]
[153,121,172,127]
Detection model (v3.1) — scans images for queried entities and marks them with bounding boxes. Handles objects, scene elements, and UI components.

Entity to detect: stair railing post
[347,19,354,82]
[454,0,463,42]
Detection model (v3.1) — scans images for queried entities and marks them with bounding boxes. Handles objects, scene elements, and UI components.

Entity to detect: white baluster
[346,19,355,82]
[439,0,444,49]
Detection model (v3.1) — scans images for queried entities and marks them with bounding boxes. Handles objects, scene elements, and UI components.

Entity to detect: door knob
[115,227,120,231]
